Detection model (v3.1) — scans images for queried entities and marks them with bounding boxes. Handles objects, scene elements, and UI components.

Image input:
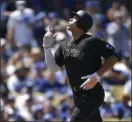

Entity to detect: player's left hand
[80,73,100,90]
[43,25,57,48]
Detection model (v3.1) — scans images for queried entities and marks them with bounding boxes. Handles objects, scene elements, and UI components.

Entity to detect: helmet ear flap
[76,16,93,32]
[76,17,86,32]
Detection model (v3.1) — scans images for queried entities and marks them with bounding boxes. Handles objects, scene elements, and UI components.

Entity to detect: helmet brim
[72,11,79,17]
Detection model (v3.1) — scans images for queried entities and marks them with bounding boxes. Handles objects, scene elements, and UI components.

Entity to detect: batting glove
[80,72,100,90]
[43,25,55,49]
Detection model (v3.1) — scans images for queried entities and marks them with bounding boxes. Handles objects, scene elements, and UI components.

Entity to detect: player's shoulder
[84,34,104,43]
[58,40,68,49]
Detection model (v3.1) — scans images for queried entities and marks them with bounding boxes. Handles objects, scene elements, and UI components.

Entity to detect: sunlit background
[0,0,131,121]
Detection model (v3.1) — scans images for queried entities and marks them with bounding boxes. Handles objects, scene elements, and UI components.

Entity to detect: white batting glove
[43,25,55,49]
[80,72,100,90]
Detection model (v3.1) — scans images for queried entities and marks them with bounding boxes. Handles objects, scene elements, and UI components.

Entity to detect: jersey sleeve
[95,38,121,61]
[54,45,64,67]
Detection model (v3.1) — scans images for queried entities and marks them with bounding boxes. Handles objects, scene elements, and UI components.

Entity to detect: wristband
[81,72,100,80]
[94,72,100,80]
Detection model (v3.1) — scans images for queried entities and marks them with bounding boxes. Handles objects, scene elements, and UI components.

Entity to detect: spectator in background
[102,57,131,85]
[107,1,128,22]
[113,57,131,96]
[43,101,57,121]
[0,0,16,38]
[7,51,23,66]
[6,51,23,92]
[4,95,24,121]
[101,67,128,85]
[39,70,65,93]
[0,98,6,121]
[0,73,9,102]
[1,57,7,76]
[30,47,46,70]
[22,45,33,68]
[124,80,131,98]
[1,0,16,20]
[6,0,36,49]
[6,64,19,92]
[1,37,20,66]
[106,12,130,58]
[28,47,46,82]
[15,90,35,119]
[19,96,34,121]
[85,0,106,35]
[100,91,116,118]
[62,8,71,21]
[47,12,60,27]
[113,93,131,119]
[1,0,16,21]
[58,95,73,121]
[32,104,44,120]
[1,38,11,63]
[7,62,30,93]
[92,17,107,39]
[85,1,99,16]
[113,57,131,82]
[75,0,85,10]
[33,5,46,50]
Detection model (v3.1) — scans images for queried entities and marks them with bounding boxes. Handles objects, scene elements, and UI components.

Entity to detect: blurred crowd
[0,0,132,121]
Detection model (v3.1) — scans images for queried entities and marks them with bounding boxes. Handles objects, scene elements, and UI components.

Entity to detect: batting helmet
[73,10,93,32]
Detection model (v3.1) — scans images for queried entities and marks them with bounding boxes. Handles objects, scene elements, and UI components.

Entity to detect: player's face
[67,15,79,31]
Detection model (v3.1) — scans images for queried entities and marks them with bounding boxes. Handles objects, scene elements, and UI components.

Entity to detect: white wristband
[93,72,100,81]
[81,72,100,81]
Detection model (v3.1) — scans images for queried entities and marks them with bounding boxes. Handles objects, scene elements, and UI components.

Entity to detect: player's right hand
[43,25,54,49]
[80,72,100,90]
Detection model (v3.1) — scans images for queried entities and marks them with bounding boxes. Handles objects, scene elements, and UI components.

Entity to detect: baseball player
[43,10,121,122]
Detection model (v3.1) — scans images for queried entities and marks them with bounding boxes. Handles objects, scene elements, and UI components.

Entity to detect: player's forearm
[97,55,119,76]
[44,48,60,72]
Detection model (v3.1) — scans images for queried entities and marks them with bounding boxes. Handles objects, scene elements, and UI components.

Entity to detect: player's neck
[72,31,84,41]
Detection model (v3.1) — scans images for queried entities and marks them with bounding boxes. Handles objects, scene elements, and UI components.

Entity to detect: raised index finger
[48,25,53,32]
